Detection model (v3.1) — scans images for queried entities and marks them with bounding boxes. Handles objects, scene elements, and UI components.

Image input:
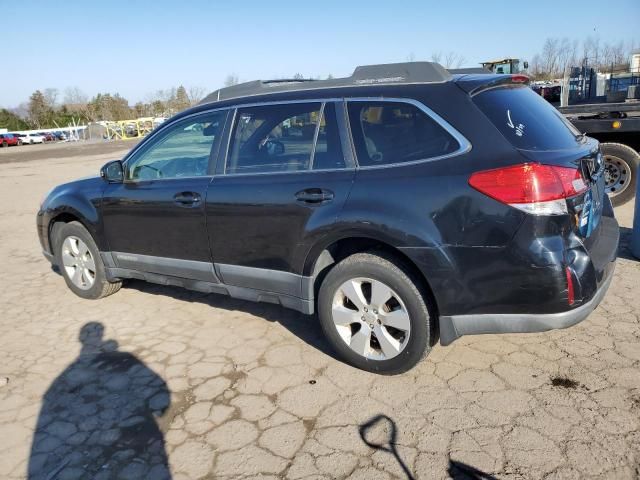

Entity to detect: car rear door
[101,110,228,281]
[205,100,355,295]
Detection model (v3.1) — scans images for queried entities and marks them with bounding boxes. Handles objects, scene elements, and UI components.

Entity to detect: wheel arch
[45,195,103,253]
[304,233,442,327]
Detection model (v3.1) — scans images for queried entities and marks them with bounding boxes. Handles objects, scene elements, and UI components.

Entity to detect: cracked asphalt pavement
[0,142,639,479]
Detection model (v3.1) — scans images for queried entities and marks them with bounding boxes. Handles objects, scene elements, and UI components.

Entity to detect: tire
[1,141,7,148]
[602,142,639,207]
[317,251,433,374]
[53,221,122,300]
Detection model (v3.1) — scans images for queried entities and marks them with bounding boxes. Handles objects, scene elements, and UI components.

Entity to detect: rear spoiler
[454,74,530,96]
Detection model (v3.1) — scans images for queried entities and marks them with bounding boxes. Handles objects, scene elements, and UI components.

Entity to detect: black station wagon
[38,62,618,373]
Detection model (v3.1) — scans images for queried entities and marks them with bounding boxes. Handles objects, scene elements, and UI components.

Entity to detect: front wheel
[602,142,639,207]
[317,252,433,374]
[53,221,122,299]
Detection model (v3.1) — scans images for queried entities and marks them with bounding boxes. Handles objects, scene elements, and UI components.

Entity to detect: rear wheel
[53,221,121,299]
[317,252,432,374]
[602,142,639,206]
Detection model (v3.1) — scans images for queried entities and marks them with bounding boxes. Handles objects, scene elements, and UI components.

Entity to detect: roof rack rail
[200,62,451,104]
[448,67,490,75]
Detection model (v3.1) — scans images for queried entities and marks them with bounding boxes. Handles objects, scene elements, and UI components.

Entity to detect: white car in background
[21,134,45,145]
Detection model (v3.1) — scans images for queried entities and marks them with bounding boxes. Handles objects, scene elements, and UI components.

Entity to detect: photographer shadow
[28,322,171,480]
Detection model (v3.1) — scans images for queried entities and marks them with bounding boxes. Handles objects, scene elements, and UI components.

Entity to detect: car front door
[206,101,354,296]
[101,110,228,281]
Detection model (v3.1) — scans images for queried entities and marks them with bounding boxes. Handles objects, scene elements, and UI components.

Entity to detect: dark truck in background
[558,101,640,206]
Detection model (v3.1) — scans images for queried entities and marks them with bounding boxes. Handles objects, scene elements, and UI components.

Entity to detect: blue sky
[1,0,637,108]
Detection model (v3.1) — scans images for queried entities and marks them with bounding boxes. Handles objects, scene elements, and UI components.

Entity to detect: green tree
[0,109,30,131]
[151,100,165,117]
[28,90,50,128]
[173,85,190,112]
[87,93,132,121]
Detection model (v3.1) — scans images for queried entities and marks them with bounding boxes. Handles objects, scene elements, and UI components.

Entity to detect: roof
[200,62,452,105]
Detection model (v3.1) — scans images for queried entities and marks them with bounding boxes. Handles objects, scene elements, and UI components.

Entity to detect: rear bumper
[439,261,615,346]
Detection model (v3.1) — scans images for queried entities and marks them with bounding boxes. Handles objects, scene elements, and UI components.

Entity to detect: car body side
[37,81,618,344]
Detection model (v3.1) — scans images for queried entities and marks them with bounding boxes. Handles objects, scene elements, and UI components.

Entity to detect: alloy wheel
[331,277,411,360]
[61,236,96,290]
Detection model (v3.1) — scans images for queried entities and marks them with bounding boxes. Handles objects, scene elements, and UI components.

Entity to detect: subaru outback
[37,62,618,374]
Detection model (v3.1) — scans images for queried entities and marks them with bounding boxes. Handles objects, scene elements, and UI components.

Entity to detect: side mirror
[523,61,529,70]
[100,160,124,183]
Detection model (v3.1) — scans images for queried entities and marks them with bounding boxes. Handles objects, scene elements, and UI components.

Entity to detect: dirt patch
[550,377,581,389]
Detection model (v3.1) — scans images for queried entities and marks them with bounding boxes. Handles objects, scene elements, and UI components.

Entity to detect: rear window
[474,86,580,151]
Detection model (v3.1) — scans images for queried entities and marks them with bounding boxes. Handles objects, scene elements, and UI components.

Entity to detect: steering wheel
[259,138,285,156]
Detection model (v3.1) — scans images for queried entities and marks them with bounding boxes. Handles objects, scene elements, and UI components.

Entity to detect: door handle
[173,191,201,206]
[295,188,334,204]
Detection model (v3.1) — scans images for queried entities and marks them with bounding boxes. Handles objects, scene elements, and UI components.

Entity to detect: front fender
[38,179,105,253]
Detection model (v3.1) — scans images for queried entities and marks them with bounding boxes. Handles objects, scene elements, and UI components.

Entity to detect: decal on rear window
[506,109,525,137]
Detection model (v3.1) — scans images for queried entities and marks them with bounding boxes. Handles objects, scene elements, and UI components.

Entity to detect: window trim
[345,97,472,170]
[121,108,230,183]
[222,99,353,177]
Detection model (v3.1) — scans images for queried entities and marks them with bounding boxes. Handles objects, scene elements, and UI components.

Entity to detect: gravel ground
[0,142,638,479]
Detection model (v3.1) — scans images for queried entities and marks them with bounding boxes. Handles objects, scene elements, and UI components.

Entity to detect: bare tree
[430,52,443,64]
[541,38,560,78]
[13,102,30,121]
[582,36,601,67]
[63,86,88,105]
[557,38,579,77]
[224,74,239,87]
[187,86,207,105]
[443,51,465,69]
[43,88,59,109]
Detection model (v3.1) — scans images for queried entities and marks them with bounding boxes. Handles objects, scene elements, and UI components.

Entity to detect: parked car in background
[39,132,56,142]
[53,132,67,141]
[0,133,22,147]
[21,134,45,145]
[37,62,619,374]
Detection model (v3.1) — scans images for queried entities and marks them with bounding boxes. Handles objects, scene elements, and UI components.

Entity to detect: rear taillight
[468,163,587,215]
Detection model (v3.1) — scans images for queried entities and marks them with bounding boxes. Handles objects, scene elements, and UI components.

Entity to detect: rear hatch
[469,83,607,243]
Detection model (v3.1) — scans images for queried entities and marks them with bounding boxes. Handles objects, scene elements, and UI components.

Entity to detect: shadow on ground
[122,278,338,360]
[359,414,498,480]
[618,226,638,261]
[28,322,171,480]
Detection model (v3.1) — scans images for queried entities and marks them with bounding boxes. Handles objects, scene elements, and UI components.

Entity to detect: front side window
[127,111,226,181]
[226,103,322,174]
[347,101,459,167]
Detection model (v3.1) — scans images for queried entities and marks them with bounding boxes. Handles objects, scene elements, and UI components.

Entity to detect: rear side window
[347,101,459,167]
[227,103,321,174]
[473,86,580,151]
